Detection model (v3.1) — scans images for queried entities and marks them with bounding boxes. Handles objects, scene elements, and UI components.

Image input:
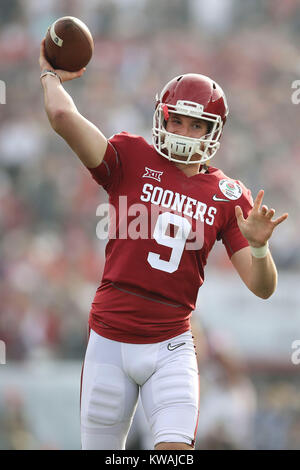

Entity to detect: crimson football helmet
[152,73,229,164]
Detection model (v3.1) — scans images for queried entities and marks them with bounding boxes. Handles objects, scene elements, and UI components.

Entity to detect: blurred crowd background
[0,0,299,450]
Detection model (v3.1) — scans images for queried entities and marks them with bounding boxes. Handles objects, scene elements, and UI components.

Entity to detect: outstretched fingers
[260,205,268,215]
[265,208,275,219]
[272,212,289,227]
[252,189,265,211]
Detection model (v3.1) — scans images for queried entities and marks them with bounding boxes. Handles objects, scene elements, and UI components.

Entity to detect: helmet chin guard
[152,74,228,165]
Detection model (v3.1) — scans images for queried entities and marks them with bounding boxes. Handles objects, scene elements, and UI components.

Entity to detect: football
[44,16,94,72]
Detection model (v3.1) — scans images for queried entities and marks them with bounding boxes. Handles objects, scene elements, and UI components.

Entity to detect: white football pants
[80,329,199,450]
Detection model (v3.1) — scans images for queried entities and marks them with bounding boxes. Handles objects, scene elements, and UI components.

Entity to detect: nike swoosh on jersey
[212,194,230,202]
[167,342,186,351]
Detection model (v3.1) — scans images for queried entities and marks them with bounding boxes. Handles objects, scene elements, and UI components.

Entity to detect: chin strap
[199,164,209,174]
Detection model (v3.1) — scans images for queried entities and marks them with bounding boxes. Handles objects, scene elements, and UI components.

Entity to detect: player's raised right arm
[39,39,107,169]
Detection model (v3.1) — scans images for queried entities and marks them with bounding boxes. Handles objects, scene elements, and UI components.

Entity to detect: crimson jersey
[87,132,253,343]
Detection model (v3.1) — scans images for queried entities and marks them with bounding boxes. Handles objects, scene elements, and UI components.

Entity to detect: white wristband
[250,242,269,258]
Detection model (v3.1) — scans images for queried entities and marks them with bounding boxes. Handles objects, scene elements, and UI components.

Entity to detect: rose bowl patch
[219,179,242,200]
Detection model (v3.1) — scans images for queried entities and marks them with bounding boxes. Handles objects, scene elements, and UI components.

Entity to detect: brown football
[44,16,94,72]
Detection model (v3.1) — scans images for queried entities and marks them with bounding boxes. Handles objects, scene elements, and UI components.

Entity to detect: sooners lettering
[140,183,217,225]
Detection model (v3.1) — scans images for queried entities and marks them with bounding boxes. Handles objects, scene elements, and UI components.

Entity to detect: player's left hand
[235,189,288,248]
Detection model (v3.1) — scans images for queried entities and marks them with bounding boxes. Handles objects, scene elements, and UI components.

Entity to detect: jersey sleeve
[86,132,130,193]
[219,186,254,258]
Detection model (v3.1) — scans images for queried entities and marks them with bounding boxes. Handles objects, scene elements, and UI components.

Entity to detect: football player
[39,39,288,450]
